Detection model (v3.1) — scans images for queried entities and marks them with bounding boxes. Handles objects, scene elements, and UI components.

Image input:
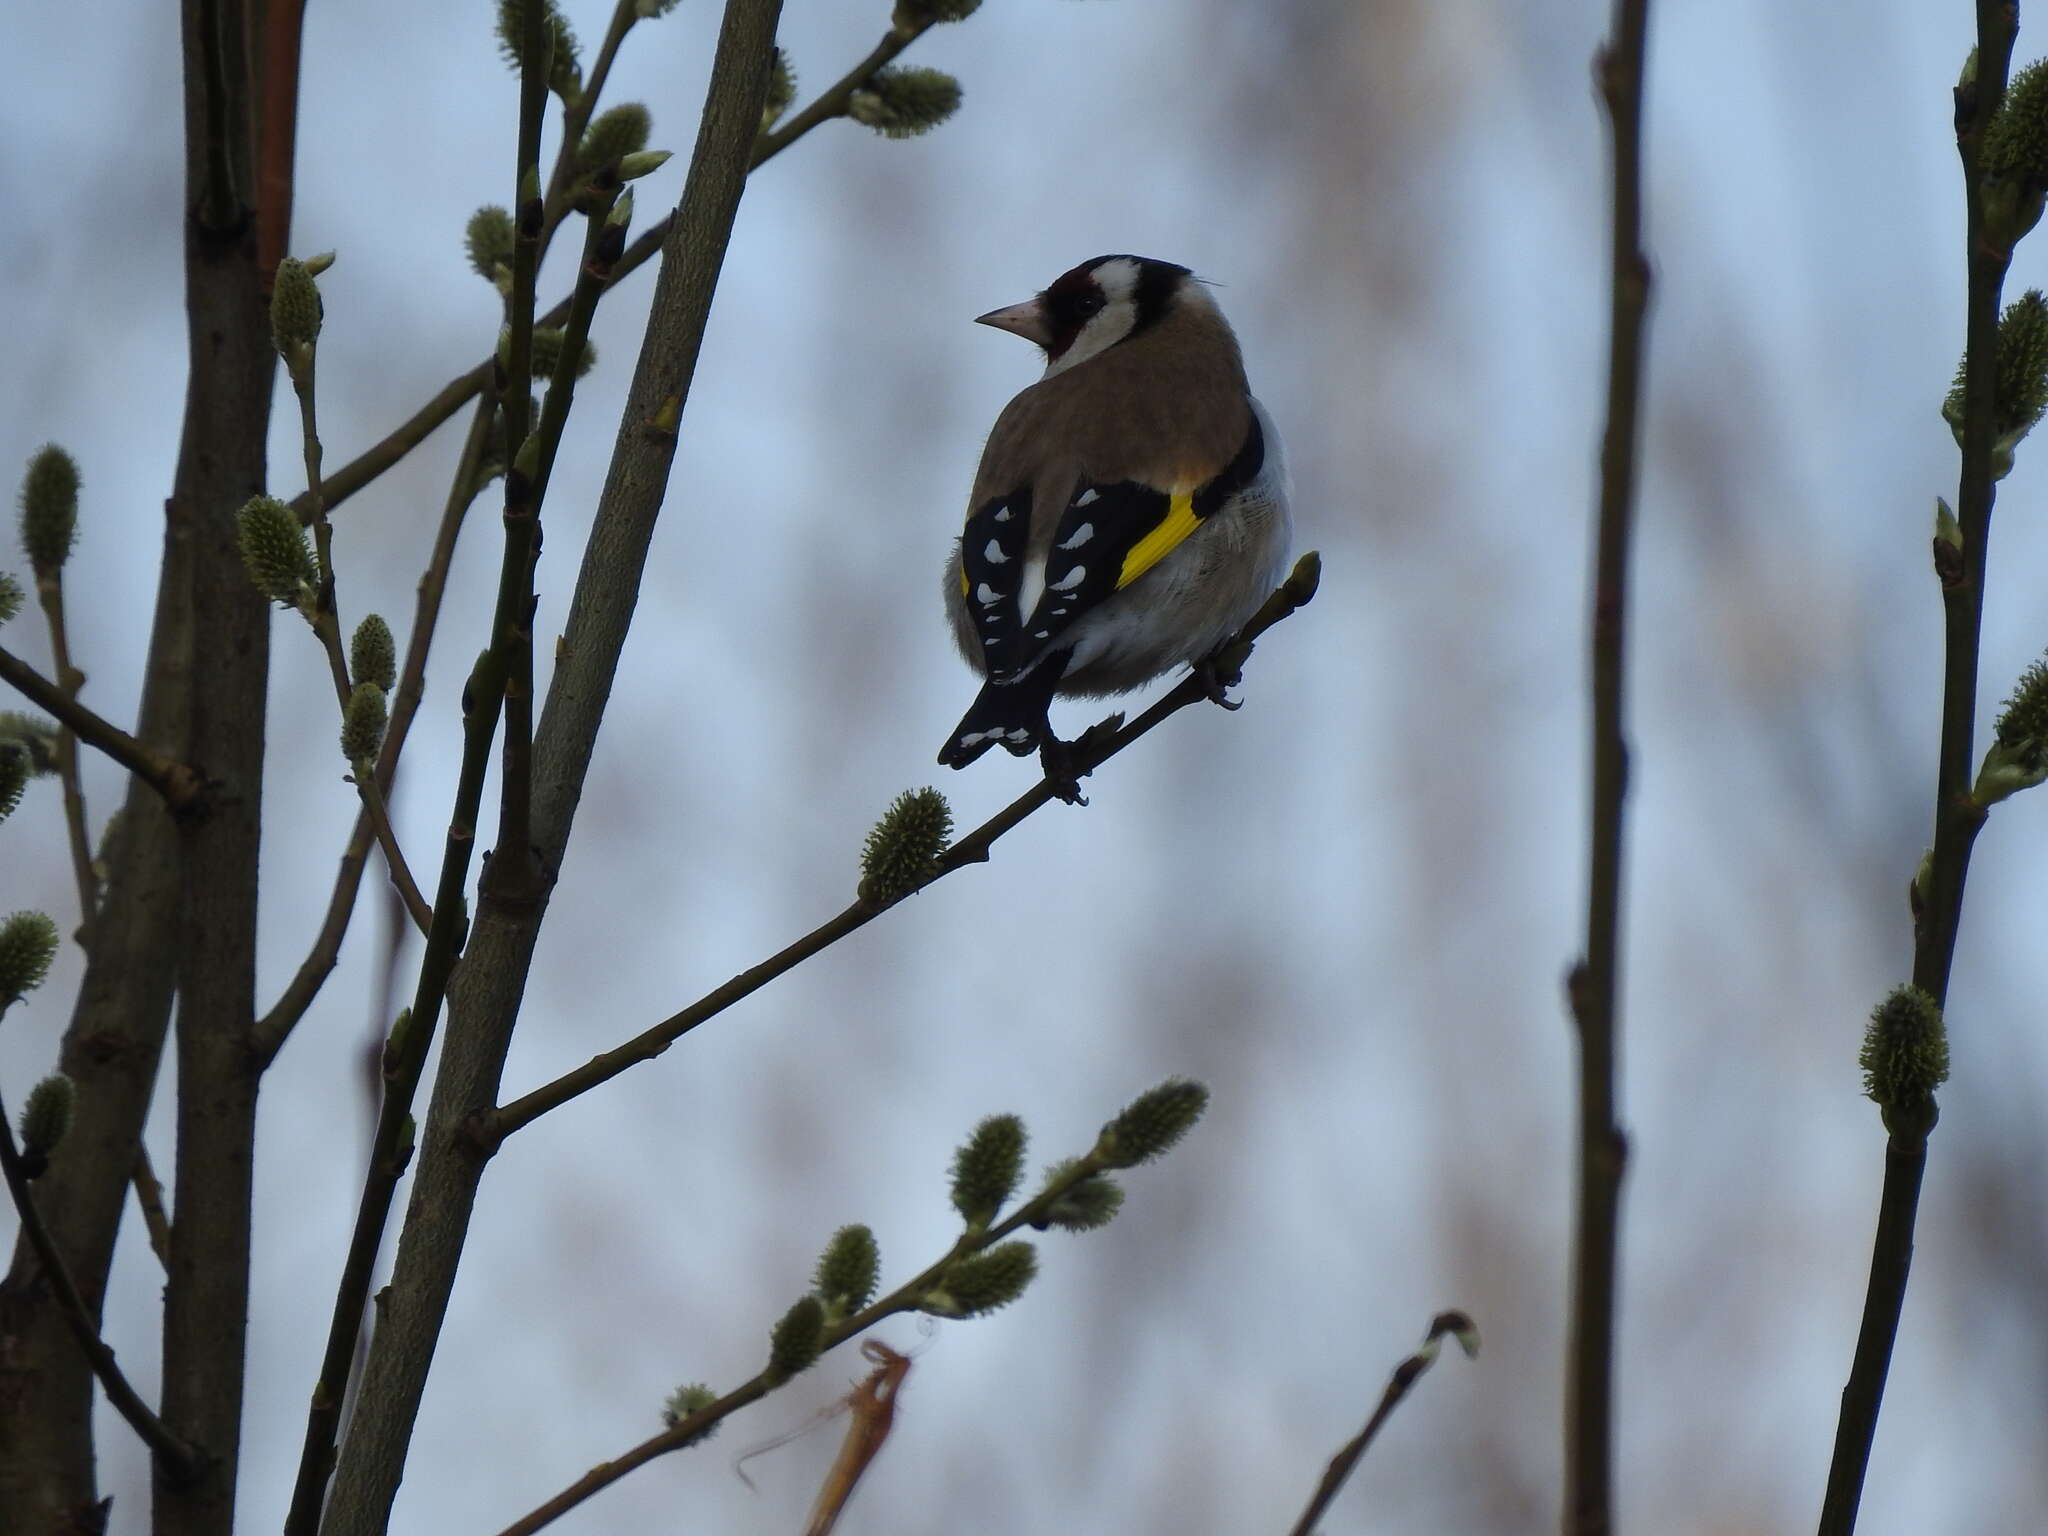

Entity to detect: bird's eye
[1074,295,1105,318]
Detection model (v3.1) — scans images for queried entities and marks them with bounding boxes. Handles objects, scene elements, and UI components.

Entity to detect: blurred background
[5,1,2048,1531]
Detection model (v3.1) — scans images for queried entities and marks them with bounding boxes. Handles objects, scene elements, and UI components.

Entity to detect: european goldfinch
[938,254,1292,776]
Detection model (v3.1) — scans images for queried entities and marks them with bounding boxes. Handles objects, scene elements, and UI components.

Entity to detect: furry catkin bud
[1944,290,2048,477]
[0,714,58,775]
[20,1074,75,1165]
[1859,985,1949,1137]
[920,1241,1036,1319]
[660,1383,719,1441]
[893,0,981,33]
[847,67,962,139]
[1982,58,2048,244]
[950,1114,1025,1228]
[858,787,952,905]
[271,256,325,361]
[530,328,597,380]
[466,205,515,283]
[0,571,22,624]
[495,0,581,97]
[0,910,60,1002]
[1033,1159,1124,1232]
[616,151,670,181]
[766,1295,825,1380]
[350,614,397,693]
[1975,653,2048,804]
[813,1224,881,1316]
[578,103,651,172]
[341,683,389,763]
[19,444,80,575]
[0,740,28,822]
[1096,1078,1209,1169]
[236,496,316,605]
[761,48,796,129]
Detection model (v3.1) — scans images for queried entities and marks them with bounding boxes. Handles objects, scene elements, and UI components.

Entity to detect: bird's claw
[1193,651,1245,710]
[1038,736,1089,806]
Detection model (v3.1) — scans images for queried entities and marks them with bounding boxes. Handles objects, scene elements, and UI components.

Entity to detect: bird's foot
[1038,736,1089,806]
[1193,648,1246,711]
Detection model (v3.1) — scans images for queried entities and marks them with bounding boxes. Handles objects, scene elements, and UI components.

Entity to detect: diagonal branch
[0,643,207,815]
[480,555,1321,1145]
[0,1087,201,1481]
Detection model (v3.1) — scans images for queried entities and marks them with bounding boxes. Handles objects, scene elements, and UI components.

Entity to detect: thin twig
[492,1144,1123,1536]
[291,341,436,938]
[1566,7,1653,1535]
[0,643,206,815]
[132,1142,174,1270]
[32,568,100,945]
[254,404,494,1060]
[0,1087,201,1479]
[1284,1311,1480,1536]
[1817,8,2018,1531]
[481,554,1321,1145]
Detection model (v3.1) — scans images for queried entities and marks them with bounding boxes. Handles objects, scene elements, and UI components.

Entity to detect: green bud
[761,48,796,130]
[381,1007,413,1078]
[1859,985,1949,1137]
[341,682,389,764]
[893,0,981,34]
[0,910,60,1003]
[235,495,316,606]
[578,103,651,172]
[466,205,516,284]
[271,256,325,359]
[847,67,962,140]
[527,327,596,381]
[1943,290,2048,477]
[812,1224,880,1317]
[495,0,581,98]
[919,1241,1036,1319]
[858,787,952,906]
[1981,58,2048,246]
[1096,1077,1209,1169]
[301,251,337,278]
[605,188,636,229]
[766,1295,825,1380]
[1976,653,2048,804]
[0,571,22,624]
[19,445,80,576]
[0,714,59,775]
[660,1383,719,1441]
[0,740,28,822]
[20,1073,75,1166]
[1033,1158,1124,1232]
[350,614,397,693]
[950,1113,1025,1228]
[616,150,670,181]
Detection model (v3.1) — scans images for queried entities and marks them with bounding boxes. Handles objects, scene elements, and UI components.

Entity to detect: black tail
[937,652,1070,769]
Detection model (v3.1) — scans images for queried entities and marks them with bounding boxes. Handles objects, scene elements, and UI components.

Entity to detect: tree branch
[482,555,1321,1145]
[0,644,206,815]
[0,1091,201,1480]
[1818,8,2018,1531]
[1566,7,1653,1535]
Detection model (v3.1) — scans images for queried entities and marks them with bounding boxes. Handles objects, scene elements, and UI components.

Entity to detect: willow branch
[480,555,1320,1145]
[254,404,494,1061]
[1817,8,2017,1531]
[31,569,100,944]
[0,643,206,815]
[0,1087,200,1479]
[295,23,936,526]
[491,1141,1130,1536]
[1284,1311,1480,1536]
[1566,8,1652,1535]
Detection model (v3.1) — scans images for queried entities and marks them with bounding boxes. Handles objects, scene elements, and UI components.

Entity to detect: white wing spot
[1059,522,1094,549]
[1073,489,1099,508]
[983,539,1010,564]
[1051,567,1086,592]
[993,507,1012,521]
[975,583,1001,606]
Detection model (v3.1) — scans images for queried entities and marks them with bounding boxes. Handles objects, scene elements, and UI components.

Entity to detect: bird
[937,254,1292,790]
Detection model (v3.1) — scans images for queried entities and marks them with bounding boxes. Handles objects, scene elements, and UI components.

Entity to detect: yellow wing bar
[1116,491,1198,590]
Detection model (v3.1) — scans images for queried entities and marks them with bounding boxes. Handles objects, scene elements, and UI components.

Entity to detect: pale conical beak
[975,299,1051,349]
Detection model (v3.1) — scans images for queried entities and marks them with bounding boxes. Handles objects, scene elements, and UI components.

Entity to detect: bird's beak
[975,299,1051,348]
